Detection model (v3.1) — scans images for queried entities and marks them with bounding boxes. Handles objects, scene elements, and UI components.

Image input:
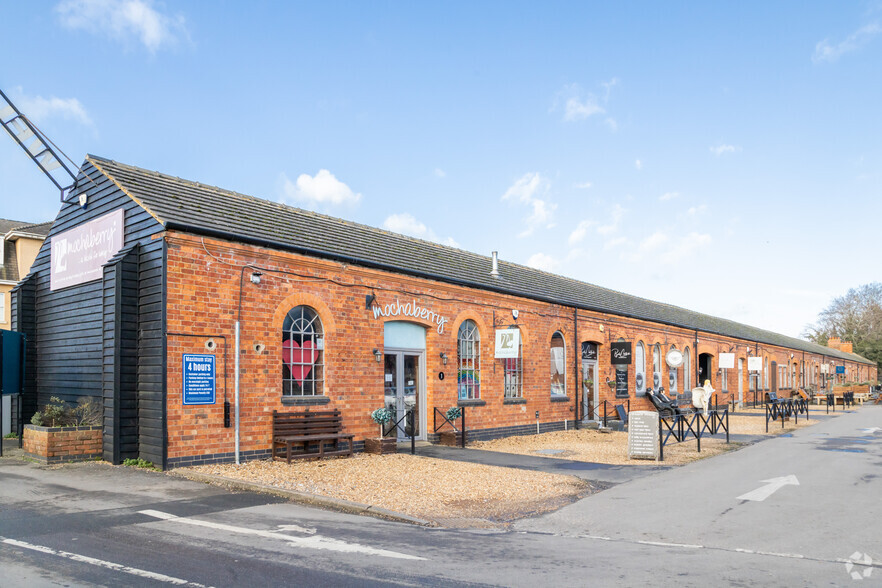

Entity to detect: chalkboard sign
[615,369,629,398]
[628,411,659,460]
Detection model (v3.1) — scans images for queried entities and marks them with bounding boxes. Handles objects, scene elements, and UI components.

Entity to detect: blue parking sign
[183,354,216,405]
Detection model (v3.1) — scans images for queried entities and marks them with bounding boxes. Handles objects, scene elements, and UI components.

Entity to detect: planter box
[23,425,102,464]
[363,438,397,455]
[439,431,464,446]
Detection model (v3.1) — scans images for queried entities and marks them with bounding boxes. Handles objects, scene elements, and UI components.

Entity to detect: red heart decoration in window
[283,340,316,385]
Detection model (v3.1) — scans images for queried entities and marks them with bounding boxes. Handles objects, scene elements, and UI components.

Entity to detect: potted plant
[364,407,397,454]
[23,396,103,464]
[439,406,464,446]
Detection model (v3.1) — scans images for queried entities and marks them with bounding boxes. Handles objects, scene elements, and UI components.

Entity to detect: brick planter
[363,437,397,454]
[23,425,103,464]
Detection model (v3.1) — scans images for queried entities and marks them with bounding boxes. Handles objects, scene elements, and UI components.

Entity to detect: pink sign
[50,209,125,291]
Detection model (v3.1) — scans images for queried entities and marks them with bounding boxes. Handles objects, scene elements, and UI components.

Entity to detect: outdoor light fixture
[373,348,382,363]
[250,272,262,284]
[440,352,448,365]
[365,293,376,309]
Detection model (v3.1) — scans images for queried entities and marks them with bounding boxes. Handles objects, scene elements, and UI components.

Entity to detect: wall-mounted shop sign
[581,342,598,361]
[718,353,735,369]
[835,365,846,374]
[747,357,763,372]
[372,298,449,333]
[494,328,521,358]
[666,349,683,368]
[50,209,124,291]
[182,354,216,406]
[610,342,632,365]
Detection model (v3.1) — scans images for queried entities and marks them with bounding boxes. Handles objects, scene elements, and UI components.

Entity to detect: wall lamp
[250,271,262,284]
[365,293,376,309]
[373,349,382,363]
[440,352,448,365]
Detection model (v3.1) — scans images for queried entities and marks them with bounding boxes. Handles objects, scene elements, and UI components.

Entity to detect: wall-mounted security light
[373,348,382,363]
[440,352,448,365]
[250,272,263,284]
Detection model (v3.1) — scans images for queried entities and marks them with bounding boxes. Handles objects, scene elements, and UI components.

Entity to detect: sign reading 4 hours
[183,354,216,405]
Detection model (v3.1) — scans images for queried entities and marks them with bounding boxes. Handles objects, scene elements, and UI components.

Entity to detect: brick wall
[163,232,875,464]
[23,425,103,464]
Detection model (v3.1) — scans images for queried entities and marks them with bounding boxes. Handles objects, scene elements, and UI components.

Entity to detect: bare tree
[803,283,882,374]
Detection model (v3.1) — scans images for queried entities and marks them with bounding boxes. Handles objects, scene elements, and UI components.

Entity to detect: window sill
[550,395,570,403]
[281,395,331,406]
[457,399,486,407]
[503,397,526,405]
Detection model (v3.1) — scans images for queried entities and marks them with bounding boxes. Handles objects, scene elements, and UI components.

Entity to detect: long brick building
[11,156,877,469]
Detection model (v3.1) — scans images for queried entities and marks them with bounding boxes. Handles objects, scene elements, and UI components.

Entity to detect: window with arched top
[764,357,769,389]
[635,341,646,396]
[550,331,566,396]
[282,306,323,396]
[669,345,679,395]
[652,343,662,390]
[457,320,480,400]
[503,328,523,399]
[684,347,691,390]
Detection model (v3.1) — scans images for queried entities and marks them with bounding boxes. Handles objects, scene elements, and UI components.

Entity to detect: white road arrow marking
[737,475,800,502]
[861,427,881,434]
[139,510,424,560]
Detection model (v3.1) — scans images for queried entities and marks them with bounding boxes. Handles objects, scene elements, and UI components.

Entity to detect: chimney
[490,251,500,278]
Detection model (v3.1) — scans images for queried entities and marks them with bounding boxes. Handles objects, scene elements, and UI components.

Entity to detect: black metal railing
[658,408,730,461]
[432,407,467,448]
[382,409,416,454]
[589,399,630,427]
[765,397,810,432]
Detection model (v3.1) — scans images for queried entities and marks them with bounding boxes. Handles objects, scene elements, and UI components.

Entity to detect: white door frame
[384,348,426,441]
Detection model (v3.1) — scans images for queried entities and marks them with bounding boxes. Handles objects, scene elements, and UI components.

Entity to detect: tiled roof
[0,218,30,234]
[1,239,18,281]
[8,220,52,237]
[86,155,874,366]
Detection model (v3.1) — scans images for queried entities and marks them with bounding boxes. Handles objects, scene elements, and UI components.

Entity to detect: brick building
[11,156,877,469]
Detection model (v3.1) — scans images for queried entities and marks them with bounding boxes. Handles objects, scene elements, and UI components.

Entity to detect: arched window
[550,331,566,396]
[652,343,662,390]
[684,347,691,390]
[635,341,646,396]
[669,345,679,395]
[282,306,323,396]
[764,357,769,389]
[457,320,480,400]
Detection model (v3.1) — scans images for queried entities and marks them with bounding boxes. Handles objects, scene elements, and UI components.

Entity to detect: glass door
[383,351,423,441]
[582,360,597,421]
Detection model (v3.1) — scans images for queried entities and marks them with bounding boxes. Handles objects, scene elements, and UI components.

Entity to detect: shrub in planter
[365,407,397,454]
[24,396,103,464]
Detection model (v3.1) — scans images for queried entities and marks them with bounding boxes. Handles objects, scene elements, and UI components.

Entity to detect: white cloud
[568,219,595,245]
[597,203,626,236]
[813,23,881,63]
[501,172,557,237]
[565,96,604,121]
[621,231,711,264]
[602,236,627,251]
[382,213,459,248]
[281,169,361,206]
[685,204,707,217]
[55,0,189,53]
[660,232,711,265]
[659,191,678,202]
[710,144,741,156]
[575,181,592,189]
[635,159,643,170]
[526,253,559,272]
[433,168,446,178]
[13,88,92,126]
[604,117,618,132]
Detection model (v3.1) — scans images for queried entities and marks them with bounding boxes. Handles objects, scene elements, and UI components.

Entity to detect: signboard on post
[183,354,216,405]
[747,357,762,371]
[494,328,521,359]
[628,411,660,460]
[719,353,735,369]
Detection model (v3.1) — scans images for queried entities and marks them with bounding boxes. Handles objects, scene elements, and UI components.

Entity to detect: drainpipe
[573,308,580,429]
[234,320,240,464]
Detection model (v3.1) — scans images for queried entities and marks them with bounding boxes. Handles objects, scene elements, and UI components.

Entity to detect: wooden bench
[272,410,354,463]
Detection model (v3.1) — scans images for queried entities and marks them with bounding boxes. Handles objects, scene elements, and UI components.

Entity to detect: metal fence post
[461,408,466,448]
[410,409,415,455]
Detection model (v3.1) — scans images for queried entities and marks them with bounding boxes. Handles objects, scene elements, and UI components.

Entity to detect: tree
[803,283,882,375]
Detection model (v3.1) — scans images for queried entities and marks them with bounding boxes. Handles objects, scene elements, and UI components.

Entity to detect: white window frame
[282,305,324,397]
[635,341,646,396]
[550,331,566,397]
[457,320,481,400]
[503,329,523,399]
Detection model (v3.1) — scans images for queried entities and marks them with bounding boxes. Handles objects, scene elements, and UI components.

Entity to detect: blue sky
[1,1,880,339]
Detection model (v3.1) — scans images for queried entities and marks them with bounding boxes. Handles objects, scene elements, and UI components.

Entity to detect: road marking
[139,510,425,560]
[1,537,210,587]
[860,427,881,434]
[636,540,702,549]
[737,475,799,501]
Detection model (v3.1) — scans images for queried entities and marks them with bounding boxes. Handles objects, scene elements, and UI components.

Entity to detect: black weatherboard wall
[11,158,166,467]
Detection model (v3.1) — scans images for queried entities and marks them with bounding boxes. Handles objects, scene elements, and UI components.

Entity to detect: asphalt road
[1,406,880,587]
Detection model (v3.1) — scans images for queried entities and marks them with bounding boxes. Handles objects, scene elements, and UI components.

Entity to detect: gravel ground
[180,454,592,527]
